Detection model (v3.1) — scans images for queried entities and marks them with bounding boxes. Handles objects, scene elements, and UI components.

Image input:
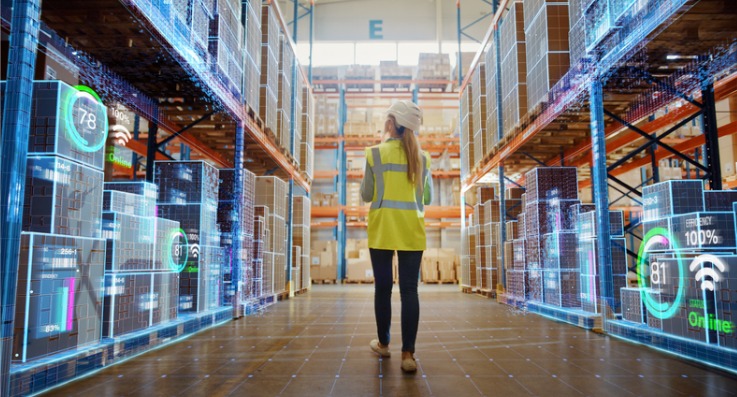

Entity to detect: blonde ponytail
[400,129,424,192]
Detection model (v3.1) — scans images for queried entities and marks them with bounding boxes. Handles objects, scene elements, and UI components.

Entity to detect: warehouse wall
[279,0,492,43]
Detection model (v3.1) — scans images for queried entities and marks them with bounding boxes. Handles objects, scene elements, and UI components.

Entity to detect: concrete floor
[49,284,737,396]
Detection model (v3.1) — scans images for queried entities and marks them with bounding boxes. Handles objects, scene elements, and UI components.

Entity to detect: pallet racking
[459,0,737,372]
[0,0,314,395]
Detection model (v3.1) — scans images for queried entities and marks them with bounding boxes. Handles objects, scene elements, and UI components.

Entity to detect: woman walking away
[360,100,432,373]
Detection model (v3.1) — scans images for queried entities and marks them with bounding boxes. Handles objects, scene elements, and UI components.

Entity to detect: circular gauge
[636,227,686,320]
[168,228,189,272]
[65,85,108,152]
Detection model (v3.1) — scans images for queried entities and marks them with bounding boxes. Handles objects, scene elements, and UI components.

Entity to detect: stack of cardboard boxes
[346,239,373,282]
[345,64,376,91]
[259,3,279,135]
[417,53,451,91]
[311,240,338,282]
[420,249,460,283]
[379,60,413,91]
[311,192,339,207]
[314,94,339,135]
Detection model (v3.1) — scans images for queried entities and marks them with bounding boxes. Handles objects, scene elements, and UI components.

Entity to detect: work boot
[401,351,417,373]
[370,339,391,358]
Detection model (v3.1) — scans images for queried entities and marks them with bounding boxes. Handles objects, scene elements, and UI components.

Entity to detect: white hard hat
[387,100,423,132]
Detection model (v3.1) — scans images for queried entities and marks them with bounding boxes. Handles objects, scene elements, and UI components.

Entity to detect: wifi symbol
[689,254,727,291]
[190,244,201,258]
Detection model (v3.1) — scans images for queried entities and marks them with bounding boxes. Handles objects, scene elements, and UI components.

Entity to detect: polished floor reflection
[50,285,737,396]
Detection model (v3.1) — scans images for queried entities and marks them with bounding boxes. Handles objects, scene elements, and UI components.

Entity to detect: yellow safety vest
[365,139,431,251]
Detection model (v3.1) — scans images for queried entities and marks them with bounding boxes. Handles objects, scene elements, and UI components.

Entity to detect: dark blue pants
[369,248,423,353]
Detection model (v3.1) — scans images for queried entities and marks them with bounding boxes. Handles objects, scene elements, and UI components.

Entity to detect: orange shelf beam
[314,170,340,179]
[311,221,339,228]
[125,139,169,161]
[311,206,341,218]
[123,125,231,167]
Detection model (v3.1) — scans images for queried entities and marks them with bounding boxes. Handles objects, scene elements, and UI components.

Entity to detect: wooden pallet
[344,279,374,284]
[476,289,496,299]
[294,288,309,296]
[311,279,337,284]
[246,104,264,132]
[246,103,257,120]
[423,280,457,285]
[461,286,474,294]
[265,128,277,143]
[276,291,290,301]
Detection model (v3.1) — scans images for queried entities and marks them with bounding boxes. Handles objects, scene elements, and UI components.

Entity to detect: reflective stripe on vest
[370,147,428,212]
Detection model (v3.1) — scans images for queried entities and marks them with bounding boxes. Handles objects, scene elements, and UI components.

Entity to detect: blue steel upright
[337,87,347,281]
[231,123,245,318]
[493,0,505,290]
[456,2,463,85]
[132,114,140,179]
[286,37,299,291]
[1,0,42,394]
[699,64,722,190]
[499,165,506,289]
[589,80,615,322]
[145,108,159,182]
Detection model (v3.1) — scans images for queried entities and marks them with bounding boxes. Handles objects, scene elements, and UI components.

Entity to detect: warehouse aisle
[53,285,737,397]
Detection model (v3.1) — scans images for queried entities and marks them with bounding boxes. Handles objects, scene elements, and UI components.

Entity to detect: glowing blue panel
[104,181,158,217]
[23,155,104,238]
[542,232,578,270]
[13,233,105,362]
[524,167,579,203]
[155,161,221,313]
[102,212,154,272]
[620,287,645,323]
[0,80,108,170]
[642,180,705,222]
[543,269,581,308]
[102,273,154,338]
[155,160,219,205]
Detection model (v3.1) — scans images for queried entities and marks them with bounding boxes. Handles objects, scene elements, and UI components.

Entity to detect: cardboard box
[421,248,460,283]
[310,265,321,280]
[346,258,373,281]
[422,260,439,282]
[439,261,456,281]
[321,265,337,280]
[320,251,333,267]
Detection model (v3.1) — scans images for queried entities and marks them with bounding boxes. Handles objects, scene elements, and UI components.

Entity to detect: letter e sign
[369,20,383,40]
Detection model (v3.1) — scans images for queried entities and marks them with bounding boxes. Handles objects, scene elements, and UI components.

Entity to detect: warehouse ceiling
[278,0,492,43]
